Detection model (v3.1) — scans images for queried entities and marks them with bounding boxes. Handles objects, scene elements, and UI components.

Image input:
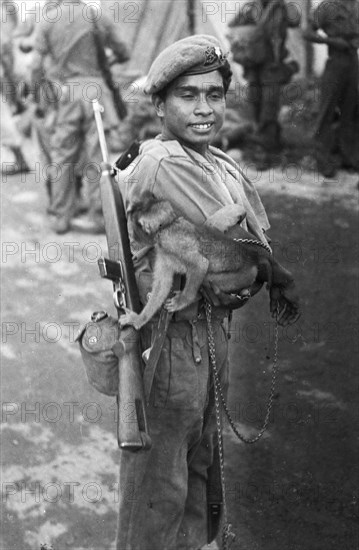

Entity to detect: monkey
[120,192,298,330]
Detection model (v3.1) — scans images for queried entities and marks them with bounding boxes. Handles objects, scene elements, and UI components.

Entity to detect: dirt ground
[1,135,358,550]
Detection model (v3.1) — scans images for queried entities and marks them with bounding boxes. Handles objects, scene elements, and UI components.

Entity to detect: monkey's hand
[119,309,143,330]
[269,280,301,326]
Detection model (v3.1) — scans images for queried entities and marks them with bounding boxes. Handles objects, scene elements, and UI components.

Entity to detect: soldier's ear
[152,94,165,118]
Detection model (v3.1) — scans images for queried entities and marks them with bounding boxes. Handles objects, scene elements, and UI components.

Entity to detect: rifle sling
[115,140,141,171]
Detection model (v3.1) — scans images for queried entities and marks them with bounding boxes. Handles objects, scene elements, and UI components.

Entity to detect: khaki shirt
[118,137,270,293]
[33,1,129,80]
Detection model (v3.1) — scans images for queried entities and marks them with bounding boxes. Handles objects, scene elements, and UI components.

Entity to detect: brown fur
[121,193,294,329]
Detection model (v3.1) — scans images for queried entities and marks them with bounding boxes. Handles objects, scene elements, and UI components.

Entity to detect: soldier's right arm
[302,5,351,50]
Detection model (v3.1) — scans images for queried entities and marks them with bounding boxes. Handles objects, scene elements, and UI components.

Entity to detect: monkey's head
[129,192,178,242]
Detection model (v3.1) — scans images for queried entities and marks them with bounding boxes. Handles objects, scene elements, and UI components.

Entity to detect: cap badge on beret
[204,45,225,66]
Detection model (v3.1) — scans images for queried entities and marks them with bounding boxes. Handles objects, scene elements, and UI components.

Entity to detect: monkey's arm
[203,265,300,323]
[197,218,272,310]
[203,222,301,322]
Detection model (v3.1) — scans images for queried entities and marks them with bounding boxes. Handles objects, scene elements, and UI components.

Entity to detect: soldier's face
[153,71,226,154]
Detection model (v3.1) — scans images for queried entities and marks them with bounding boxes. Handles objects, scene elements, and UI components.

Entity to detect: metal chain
[205,301,279,549]
[206,301,279,445]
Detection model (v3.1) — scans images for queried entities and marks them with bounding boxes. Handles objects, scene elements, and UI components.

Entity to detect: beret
[144,34,229,95]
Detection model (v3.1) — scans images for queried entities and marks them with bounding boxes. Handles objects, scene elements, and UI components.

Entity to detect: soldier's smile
[189,122,214,131]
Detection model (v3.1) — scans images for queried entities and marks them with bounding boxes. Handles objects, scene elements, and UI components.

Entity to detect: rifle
[91,17,128,120]
[93,99,151,451]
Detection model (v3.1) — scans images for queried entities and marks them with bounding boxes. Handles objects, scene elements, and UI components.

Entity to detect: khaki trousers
[116,317,229,550]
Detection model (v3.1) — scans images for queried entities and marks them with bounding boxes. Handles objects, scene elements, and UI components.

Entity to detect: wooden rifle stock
[93,100,151,451]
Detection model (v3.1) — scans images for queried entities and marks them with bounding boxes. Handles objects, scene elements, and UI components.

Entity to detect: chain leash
[205,300,235,550]
[204,300,279,549]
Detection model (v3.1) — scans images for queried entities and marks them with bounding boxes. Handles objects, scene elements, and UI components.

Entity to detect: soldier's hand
[269,281,301,326]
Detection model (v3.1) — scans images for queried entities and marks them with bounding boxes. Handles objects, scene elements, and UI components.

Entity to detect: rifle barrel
[92,100,109,164]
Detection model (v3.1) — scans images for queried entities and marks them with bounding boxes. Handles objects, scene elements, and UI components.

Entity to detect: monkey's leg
[121,255,175,330]
[166,258,209,312]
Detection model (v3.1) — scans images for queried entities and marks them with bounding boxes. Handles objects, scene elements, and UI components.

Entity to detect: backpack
[228,24,269,67]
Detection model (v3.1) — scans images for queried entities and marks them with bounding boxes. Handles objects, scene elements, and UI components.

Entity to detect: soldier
[31,0,129,234]
[303,0,359,178]
[227,0,301,168]
[112,35,300,550]
[0,0,30,174]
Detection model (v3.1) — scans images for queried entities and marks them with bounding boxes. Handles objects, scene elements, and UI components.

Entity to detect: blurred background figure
[227,0,301,169]
[0,0,30,174]
[30,0,129,234]
[303,0,359,178]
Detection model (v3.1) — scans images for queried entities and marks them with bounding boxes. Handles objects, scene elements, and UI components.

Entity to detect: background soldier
[303,0,359,178]
[0,0,30,173]
[31,0,129,234]
[228,0,301,169]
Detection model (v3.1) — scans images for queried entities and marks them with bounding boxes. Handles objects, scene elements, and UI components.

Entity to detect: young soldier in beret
[116,35,299,550]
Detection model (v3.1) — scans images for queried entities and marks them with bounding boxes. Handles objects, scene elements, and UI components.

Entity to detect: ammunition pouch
[228,24,269,68]
[76,312,119,396]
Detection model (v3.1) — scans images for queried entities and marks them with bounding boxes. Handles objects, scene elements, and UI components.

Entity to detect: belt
[172,299,230,323]
[142,297,230,403]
